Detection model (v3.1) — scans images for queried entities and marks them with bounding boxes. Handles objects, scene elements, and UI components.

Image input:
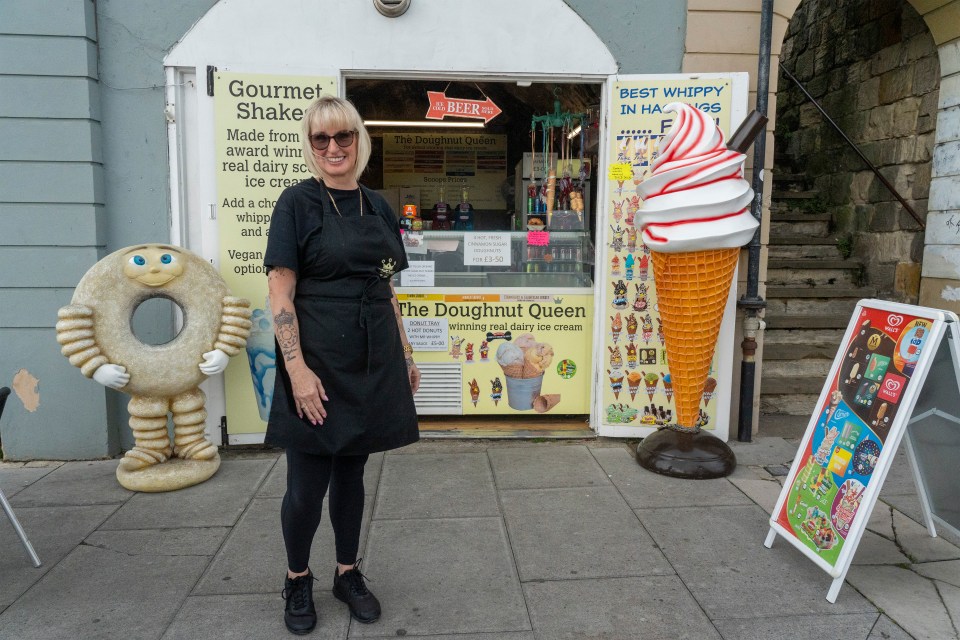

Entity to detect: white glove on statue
[199,349,229,375]
[93,363,130,389]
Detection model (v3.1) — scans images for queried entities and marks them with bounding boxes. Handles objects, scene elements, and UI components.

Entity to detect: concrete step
[763,357,833,379]
[763,314,851,329]
[764,327,847,347]
[765,296,861,317]
[760,394,821,417]
[770,222,831,237]
[770,218,831,237]
[772,172,809,184]
[761,374,826,395]
[766,286,876,299]
[770,199,829,217]
[772,190,819,200]
[767,268,862,287]
[764,341,840,360]
[768,244,844,260]
[768,235,838,245]
[767,259,863,287]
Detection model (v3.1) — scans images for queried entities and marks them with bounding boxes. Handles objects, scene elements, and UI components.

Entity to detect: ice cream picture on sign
[495,333,560,412]
[634,102,764,478]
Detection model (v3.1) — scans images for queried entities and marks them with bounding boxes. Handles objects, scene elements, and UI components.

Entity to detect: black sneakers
[282,571,317,635]
[332,559,381,623]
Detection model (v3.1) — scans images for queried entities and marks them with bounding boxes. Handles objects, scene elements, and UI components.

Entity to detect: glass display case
[394,230,595,289]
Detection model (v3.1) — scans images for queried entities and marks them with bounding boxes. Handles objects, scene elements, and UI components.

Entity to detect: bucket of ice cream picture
[496,334,558,411]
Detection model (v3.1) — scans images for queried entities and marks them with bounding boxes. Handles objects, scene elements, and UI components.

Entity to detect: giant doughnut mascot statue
[56,244,251,491]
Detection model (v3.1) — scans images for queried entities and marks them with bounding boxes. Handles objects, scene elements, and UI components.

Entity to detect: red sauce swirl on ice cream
[635,103,758,253]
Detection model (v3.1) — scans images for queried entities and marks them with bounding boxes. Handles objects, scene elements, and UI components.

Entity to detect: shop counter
[394,230,595,416]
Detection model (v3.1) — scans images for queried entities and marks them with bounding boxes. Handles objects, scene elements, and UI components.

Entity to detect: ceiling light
[566,124,582,140]
[363,120,485,129]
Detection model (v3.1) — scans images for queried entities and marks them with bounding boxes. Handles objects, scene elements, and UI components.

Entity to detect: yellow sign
[383,133,507,210]
[398,294,593,413]
[602,77,734,430]
[608,163,633,181]
[213,71,337,436]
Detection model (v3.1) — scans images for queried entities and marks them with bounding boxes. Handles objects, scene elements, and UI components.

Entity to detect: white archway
[166,0,617,77]
[163,0,618,444]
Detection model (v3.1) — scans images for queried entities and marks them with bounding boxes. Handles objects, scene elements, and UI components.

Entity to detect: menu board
[382,133,507,210]
[765,300,953,602]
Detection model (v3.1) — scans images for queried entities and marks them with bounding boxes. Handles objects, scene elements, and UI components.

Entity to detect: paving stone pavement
[0,437,957,639]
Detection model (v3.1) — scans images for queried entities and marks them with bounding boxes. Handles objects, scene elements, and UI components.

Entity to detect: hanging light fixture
[373,0,411,18]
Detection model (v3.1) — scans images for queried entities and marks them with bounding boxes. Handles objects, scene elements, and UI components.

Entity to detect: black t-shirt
[263,178,406,277]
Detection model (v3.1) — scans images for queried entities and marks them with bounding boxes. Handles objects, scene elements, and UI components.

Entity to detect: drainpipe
[737,0,773,442]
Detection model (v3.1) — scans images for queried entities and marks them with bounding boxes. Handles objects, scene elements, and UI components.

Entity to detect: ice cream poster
[213,72,337,437]
[774,306,935,566]
[599,76,739,431]
[398,293,593,414]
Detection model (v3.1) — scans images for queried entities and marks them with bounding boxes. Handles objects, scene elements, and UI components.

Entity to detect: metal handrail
[778,63,925,230]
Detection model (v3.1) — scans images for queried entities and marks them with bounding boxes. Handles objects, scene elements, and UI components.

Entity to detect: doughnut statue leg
[120,395,172,472]
[116,391,220,492]
[172,388,217,461]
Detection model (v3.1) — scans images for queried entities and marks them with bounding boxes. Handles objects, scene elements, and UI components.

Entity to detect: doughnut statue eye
[131,255,146,266]
[160,254,173,265]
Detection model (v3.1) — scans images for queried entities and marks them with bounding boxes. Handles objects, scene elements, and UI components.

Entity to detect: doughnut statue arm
[56,304,112,378]
[214,295,252,357]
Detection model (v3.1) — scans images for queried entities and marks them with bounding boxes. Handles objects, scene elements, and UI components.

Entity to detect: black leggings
[281,448,369,572]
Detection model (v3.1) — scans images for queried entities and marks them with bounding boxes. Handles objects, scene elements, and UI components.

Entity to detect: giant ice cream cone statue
[633,103,763,479]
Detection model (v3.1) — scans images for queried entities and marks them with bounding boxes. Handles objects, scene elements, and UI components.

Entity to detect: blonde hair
[301,96,372,183]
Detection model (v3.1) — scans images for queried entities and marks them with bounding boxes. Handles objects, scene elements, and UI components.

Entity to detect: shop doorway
[346,76,602,437]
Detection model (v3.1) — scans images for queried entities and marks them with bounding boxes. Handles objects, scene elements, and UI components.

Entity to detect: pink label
[527,230,550,246]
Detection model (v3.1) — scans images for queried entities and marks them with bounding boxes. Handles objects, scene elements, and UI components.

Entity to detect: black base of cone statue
[636,425,736,479]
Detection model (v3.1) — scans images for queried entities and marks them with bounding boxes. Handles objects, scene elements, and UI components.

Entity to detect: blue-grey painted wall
[1,0,685,459]
[566,0,685,74]
[0,0,115,459]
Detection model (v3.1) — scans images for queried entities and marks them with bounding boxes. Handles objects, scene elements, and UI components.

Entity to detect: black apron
[265,185,419,456]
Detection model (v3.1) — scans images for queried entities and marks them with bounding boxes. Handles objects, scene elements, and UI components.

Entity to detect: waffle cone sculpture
[636,103,760,430]
[651,248,738,427]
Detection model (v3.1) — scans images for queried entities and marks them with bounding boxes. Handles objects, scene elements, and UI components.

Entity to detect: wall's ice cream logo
[878,373,906,403]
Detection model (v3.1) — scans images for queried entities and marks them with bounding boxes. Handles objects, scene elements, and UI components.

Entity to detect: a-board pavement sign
[763,299,960,603]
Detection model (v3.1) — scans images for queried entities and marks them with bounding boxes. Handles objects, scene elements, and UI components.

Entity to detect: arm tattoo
[274,307,299,362]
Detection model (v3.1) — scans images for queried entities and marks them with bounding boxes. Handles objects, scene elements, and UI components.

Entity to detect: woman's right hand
[288,364,328,426]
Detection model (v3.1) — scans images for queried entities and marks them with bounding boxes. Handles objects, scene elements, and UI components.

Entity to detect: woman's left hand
[406,358,421,394]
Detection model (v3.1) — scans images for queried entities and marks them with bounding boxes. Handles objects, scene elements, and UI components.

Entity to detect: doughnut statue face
[123,245,185,287]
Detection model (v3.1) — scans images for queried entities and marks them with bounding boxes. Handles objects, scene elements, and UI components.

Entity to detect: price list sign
[402,318,449,351]
[464,233,511,266]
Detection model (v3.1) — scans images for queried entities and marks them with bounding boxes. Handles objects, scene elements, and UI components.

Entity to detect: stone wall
[777,0,939,302]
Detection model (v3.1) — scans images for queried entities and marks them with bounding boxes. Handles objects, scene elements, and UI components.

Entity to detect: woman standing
[263,95,420,634]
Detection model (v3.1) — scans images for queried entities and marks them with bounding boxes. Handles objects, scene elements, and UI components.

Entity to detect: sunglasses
[309,130,357,151]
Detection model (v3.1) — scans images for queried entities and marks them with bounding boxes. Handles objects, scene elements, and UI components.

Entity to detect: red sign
[425,91,502,124]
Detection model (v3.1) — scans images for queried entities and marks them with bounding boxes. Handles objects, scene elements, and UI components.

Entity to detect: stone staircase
[760,172,876,437]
